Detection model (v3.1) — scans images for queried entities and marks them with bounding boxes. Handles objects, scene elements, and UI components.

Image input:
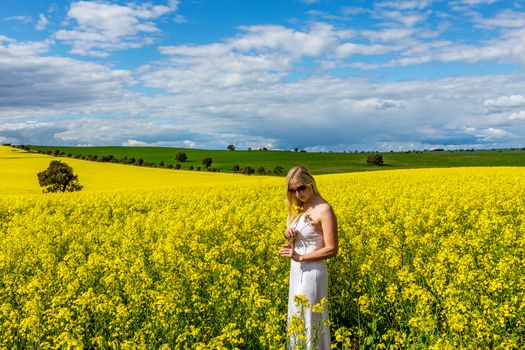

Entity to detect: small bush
[176,152,187,162]
[201,157,212,168]
[243,166,255,175]
[367,153,384,165]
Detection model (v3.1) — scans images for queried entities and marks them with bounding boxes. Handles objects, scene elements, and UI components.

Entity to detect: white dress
[287,214,331,350]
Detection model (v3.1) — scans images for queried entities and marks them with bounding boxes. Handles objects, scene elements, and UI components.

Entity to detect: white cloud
[0,36,13,43]
[36,14,49,31]
[298,0,323,4]
[0,121,69,145]
[0,38,133,111]
[453,0,498,5]
[0,136,17,144]
[484,95,525,108]
[143,51,288,91]
[123,139,149,146]
[360,28,416,42]
[341,7,371,16]
[159,43,231,57]
[377,10,429,27]
[376,0,433,10]
[343,3,524,71]
[174,14,187,24]
[230,23,340,57]
[509,111,525,120]
[474,10,525,28]
[138,70,525,149]
[425,27,525,67]
[167,0,180,9]
[336,42,394,57]
[437,44,505,62]
[465,127,515,141]
[374,99,405,110]
[0,40,52,56]
[55,1,178,56]
[352,25,525,69]
[3,72,525,150]
[5,16,32,23]
[153,23,353,91]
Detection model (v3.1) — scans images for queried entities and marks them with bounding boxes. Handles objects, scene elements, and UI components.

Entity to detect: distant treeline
[11,144,284,176]
[11,143,525,176]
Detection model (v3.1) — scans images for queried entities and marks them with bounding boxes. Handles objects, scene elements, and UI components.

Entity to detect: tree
[37,160,83,193]
[366,153,384,165]
[202,157,212,168]
[242,166,255,175]
[101,155,115,162]
[176,152,187,162]
[227,144,235,151]
[274,165,284,175]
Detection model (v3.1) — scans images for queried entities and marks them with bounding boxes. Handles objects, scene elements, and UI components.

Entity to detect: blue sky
[2,0,525,151]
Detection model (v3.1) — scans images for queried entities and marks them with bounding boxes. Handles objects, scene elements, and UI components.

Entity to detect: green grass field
[27,145,525,175]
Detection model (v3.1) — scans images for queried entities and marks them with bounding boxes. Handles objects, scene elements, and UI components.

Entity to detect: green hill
[26,145,525,175]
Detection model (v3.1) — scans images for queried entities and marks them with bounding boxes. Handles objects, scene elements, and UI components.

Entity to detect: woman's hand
[279,244,302,262]
[284,227,298,245]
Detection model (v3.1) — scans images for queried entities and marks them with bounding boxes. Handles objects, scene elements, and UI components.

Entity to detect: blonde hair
[286,165,320,225]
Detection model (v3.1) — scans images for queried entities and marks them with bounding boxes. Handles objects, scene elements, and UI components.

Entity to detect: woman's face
[288,180,312,203]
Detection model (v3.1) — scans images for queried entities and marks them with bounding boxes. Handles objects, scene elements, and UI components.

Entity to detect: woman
[278,166,338,350]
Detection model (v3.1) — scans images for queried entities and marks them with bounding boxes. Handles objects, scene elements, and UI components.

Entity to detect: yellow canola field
[1,146,525,349]
[0,146,278,194]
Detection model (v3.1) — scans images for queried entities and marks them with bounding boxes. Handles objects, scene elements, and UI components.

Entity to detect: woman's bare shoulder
[315,202,335,217]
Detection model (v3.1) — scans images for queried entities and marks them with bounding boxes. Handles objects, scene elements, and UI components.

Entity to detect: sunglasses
[288,185,308,193]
